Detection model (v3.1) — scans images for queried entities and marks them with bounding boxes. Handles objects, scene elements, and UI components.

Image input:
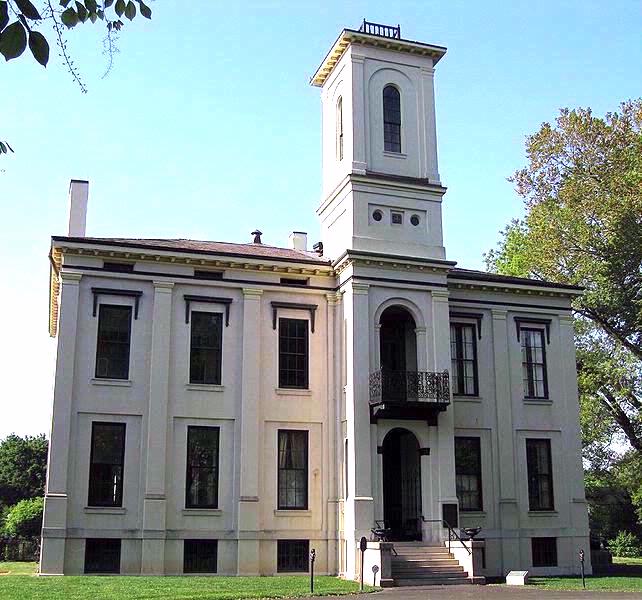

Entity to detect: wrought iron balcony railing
[358,19,401,40]
[369,370,450,405]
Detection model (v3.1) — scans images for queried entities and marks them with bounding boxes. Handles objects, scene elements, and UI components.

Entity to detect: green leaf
[59,0,72,6]
[88,11,97,22]
[75,1,87,22]
[124,0,135,20]
[0,21,27,60]
[0,142,6,153]
[28,29,48,66]
[138,0,151,18]
[14,0,41,20]
[96,9,104,19]
[0,2,9,31]
[103,0,113,6]
[85,0,97,11]
[114,0,125,16]
[60,7,79,27]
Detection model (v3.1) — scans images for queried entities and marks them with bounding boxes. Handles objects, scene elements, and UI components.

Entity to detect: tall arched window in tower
[336,96,344,161]
[383,85,401,153]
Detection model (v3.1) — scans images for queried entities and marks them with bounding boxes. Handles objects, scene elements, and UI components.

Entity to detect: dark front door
[382,429,422,541]
[380,321,406,372]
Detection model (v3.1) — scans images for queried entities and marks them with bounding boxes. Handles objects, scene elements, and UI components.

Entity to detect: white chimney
[289,231,307,251]
[68,179,89,237]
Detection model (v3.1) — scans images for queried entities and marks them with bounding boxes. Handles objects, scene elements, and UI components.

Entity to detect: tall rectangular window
[84,539,121,574]
[383,85,401,153]
[277,540,309,572]
[95,305,132,380]
[278,430,308,510]
[88,422,125,507]
[526,439,554,511]
[455,437,483,511]
[184,539,218,573]
[186,426,220,508]
[190,311,223,385]
[450,323,478,396]
[521,328,548,398]
[278,318,309,389]
[532,537,558,567]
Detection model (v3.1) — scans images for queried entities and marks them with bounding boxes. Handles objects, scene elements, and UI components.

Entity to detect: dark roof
[52,236,331,266]
[449,267,583,291]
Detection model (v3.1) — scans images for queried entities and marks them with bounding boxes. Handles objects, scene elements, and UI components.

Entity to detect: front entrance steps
[391,542,474,586]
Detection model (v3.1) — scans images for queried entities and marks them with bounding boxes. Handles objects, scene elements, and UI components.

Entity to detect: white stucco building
[41,21,591,583]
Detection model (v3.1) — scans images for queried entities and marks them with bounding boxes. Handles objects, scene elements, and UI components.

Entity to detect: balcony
[369,370,450,424]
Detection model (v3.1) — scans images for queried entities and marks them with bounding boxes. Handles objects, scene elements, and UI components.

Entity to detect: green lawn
[0,563,373,600]
[529,556,642,593]
[613,556,642,566]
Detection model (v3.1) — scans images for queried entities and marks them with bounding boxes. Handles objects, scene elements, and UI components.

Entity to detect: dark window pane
[95,305,132,380]
[190,312,223,384]
[450,323,479,396]
[278,430,308,510]
[278,318,308,389]
[521,328,548,398]
[277,540,309,572]
[84,539,121,573]
[455,437,482,511]
[532,537,557,567]
[383,85,401,153]
[184,539,218,573]
[186,427,219,508]
[88,423,125,507]
[526,439,554,510]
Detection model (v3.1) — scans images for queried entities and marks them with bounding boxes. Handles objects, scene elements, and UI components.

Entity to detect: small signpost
[359,536,368,591]
[372,564,379,587]
[309,548,316,594]
[579,548,586,589]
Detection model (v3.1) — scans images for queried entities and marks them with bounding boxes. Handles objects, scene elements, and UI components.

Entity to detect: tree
[486,100,642,518]
[2,497,44,537]
[0,434,48,508]
[1,1,153,155]
[1,1,152,85]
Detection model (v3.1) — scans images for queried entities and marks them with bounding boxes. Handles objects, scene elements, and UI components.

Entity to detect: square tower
[312,21,448,261]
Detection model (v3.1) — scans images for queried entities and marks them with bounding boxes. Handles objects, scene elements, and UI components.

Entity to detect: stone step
[393,565,465,573]
[395,575,471,587]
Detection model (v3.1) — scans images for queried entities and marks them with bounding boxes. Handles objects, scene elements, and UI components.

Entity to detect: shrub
[2,497,44,537]
[607,530,642,558]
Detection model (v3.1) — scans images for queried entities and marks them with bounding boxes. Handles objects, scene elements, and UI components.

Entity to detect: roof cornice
[311,29,447,87]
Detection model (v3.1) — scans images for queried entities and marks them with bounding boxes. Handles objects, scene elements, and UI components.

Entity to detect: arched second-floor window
[383,85,401,153]
[336,96,344,161]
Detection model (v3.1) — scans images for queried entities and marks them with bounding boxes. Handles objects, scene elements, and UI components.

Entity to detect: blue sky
[1,0,640,437]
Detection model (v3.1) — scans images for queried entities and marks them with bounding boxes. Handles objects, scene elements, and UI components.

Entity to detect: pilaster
[420,66,440,183]
[491,308,519,572]
[431,290,457,517]
[40,271,81,575]
[237,287,263,574]
[350,53,367,174]
[343,282,373,579]
[141,281,174,574]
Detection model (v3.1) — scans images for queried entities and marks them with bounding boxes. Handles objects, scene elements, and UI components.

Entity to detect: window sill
[275,388,312,396]
[186,383,225,392]
[84,506,126,514]
[460,510,486,517]
[454,396,482,403]
[528,510,558,517]
[524,399,553,405]
[91,378,132,387]
[182,508,222,516]
[274,509,312,516]
[383,151,407,159]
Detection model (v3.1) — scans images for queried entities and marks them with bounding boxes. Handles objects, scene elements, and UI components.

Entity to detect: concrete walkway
[369,586,642,599]
[309,585,642,599]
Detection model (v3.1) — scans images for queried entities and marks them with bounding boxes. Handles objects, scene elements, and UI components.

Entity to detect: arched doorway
[382,428,422,541]
[379,306,417,401]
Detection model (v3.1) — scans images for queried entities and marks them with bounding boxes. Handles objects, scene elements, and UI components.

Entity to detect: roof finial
[251,229,263,244]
